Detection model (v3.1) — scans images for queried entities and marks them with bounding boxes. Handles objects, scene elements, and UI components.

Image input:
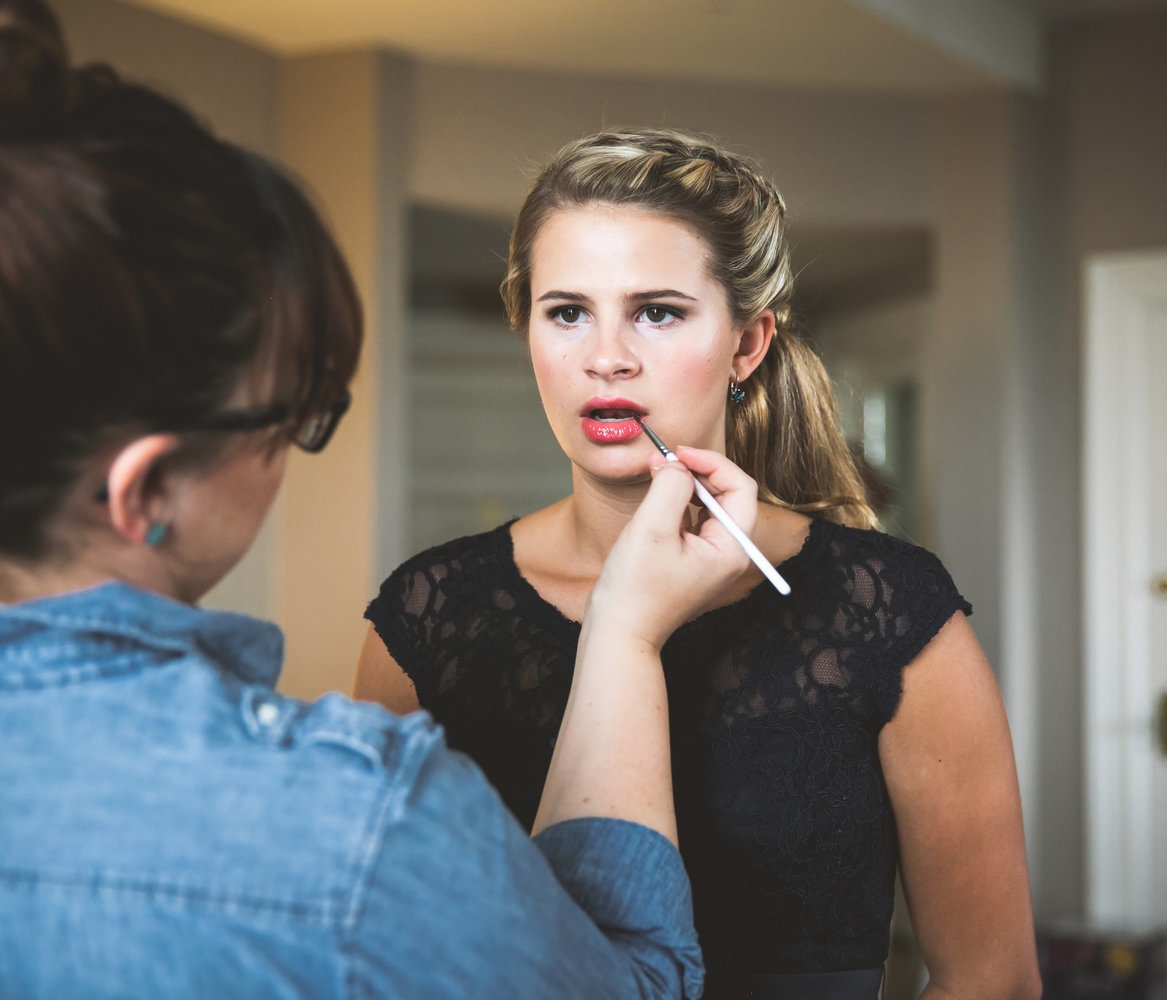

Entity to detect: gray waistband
[701,965,884,1000]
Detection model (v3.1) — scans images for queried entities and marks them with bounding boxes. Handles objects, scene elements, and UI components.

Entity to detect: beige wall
[272,51,412,699]
[55,0,278,153]
[925,89,1053,910]
[411,61,935,228]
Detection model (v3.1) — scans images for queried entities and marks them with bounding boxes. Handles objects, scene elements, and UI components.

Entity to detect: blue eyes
[545,305,683,327]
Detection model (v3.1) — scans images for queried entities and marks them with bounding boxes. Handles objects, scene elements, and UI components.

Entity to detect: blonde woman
[356,129,1041,1000]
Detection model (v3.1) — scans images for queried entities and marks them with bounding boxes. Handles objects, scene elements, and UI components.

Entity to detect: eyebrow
[628,289,697,303]
[536,290,588,303]
[535,289,698,303]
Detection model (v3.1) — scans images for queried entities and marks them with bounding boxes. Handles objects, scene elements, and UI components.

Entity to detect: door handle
[1158,691,1167,757]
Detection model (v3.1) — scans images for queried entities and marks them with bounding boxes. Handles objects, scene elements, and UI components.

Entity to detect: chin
[577,459,653,486]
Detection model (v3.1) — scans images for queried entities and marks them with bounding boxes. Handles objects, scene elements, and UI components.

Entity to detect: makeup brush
[635,415,791,596]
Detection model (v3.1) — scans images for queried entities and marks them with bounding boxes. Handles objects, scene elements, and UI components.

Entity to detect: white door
[1084,249,1167,927]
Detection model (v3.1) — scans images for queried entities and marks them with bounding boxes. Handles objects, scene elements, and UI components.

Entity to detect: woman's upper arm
[353,623,421,715]
[879,612,1042,1000]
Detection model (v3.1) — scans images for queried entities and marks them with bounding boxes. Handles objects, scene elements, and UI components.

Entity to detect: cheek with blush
[665,351,735,450]
[675,352,732,409]
[530,352,570,411]
[529,353,575,449]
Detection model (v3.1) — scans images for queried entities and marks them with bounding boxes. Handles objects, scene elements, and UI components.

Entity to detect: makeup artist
[0,10,760,995]
[356,128,1042,1000]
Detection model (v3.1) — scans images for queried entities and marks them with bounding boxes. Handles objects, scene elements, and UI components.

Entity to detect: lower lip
[581,417,645,444]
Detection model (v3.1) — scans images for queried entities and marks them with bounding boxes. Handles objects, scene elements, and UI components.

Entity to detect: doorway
[1083,248,1167,927]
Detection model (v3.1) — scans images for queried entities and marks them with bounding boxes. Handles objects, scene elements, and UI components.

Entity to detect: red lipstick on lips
[580,397,647,444]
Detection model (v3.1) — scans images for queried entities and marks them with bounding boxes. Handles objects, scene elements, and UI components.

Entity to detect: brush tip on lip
[633,415,672,457]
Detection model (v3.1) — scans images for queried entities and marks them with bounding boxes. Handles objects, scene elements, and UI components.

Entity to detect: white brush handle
[664,453,792,596]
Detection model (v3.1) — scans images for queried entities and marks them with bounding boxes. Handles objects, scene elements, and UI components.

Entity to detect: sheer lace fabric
[367,517,970,974]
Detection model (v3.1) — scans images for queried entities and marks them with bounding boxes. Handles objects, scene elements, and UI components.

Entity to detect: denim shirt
[0,583,703,999]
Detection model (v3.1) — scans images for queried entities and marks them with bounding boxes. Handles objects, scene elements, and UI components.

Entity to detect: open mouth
[580,404,646,443]
[587,408,641,421]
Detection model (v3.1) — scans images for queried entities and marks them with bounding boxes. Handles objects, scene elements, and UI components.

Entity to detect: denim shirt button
[255,701,280,728]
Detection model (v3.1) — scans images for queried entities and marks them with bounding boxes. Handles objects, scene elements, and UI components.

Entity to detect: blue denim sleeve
[348,738,704,999]
[532,818,704,999]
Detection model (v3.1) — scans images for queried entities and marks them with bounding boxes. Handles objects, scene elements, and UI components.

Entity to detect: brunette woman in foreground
[0,10,756,995]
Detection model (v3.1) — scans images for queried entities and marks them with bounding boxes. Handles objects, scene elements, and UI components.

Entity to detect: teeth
[591,409,638,420]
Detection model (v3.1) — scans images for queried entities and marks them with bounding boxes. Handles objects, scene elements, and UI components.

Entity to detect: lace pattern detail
[367,517,971,973]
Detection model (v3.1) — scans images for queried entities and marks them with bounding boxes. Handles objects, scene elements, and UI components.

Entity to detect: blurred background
[52,0,1167,990]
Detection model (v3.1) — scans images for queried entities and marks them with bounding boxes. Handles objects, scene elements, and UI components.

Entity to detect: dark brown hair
[501,128,877,529]
[0,0,362,558]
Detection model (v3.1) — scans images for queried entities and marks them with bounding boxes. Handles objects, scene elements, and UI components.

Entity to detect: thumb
[633,461,696,534]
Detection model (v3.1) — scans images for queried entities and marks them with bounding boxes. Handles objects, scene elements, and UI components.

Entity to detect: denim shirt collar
[0,581,284,688]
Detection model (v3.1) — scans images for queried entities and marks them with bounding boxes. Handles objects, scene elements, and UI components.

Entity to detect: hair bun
[0,0,72,138]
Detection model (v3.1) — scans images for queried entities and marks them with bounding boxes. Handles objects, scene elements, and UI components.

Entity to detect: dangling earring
[145,523,168,547]
[728,376,747,405]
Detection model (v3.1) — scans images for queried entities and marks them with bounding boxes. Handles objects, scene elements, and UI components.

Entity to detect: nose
[584,317,641,381]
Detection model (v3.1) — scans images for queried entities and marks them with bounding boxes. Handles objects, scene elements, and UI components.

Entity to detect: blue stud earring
[728,377,747,404]
[145,523,168,547]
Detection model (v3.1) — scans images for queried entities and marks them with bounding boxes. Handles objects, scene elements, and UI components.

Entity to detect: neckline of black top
[496,514,826,636]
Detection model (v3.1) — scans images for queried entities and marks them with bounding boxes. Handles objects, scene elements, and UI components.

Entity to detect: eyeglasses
[93,390,352,505]
[166,388,352,455]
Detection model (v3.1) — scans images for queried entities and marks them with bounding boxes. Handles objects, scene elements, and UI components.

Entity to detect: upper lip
[579,397,647,419]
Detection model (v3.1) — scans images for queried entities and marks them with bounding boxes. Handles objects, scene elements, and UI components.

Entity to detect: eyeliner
[635,416,791,596]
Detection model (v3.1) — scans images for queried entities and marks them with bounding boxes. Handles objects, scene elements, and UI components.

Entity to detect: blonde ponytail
[728,332,877,529]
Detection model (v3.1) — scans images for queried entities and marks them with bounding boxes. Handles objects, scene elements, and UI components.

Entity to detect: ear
[733,309,775,381]
[104,434,183,545]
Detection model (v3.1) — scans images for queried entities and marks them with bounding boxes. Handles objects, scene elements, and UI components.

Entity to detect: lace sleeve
[365,552,454,706]
[827,529,973,725]
[364,524,582,831]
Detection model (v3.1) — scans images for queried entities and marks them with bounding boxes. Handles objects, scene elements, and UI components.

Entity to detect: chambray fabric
[0,582,703,999]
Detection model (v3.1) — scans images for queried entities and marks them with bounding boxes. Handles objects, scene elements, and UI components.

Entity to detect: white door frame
[1082,248,1167,926]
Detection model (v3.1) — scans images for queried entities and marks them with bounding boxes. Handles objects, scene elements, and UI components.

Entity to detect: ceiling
[117,0,1167,96]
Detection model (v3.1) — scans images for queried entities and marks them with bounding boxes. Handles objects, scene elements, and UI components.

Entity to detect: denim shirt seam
[337,784,389,1000]
[1,585,284,691]
[0,653,149,690]
[3,606,195,656]
[0,866,338,921]
[337,726,440,999]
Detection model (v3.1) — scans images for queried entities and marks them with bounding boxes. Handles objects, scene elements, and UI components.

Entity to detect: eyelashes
[638,305,683,325]
[544,304,686,329]
[548,304,586,325]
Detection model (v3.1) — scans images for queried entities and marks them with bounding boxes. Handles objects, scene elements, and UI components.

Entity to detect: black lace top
[366,516,971,974]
